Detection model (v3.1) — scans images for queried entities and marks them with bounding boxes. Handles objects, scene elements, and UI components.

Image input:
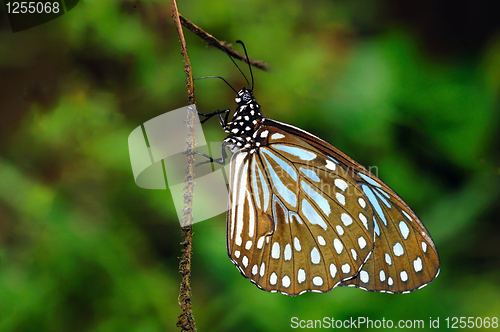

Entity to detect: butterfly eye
[242,92,252,103]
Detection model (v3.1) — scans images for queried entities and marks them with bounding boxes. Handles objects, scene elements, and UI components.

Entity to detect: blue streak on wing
[262,155,297,208]
[262,148,297,181]
[375,187,390,199]
[299,167,320,182]
[301,181,331,216]
[328,156,339,164]
[373,188,391,208]
[272,144,316,161]
[373,216,381,236]
[359,172,381,188]
[256,159,270,211]
[289,211,303,224]
[251,158,261,209]
[301,199,328,230]
[362,184,387,226]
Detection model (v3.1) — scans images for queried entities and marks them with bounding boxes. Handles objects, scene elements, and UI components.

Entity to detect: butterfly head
[231,88,263,120]
[235,88,255,105]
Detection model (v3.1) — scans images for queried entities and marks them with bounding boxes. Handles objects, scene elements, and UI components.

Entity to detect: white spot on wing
[399,221,410,239]
[325,160,336,171]
[333,239,343,254]
[270,272,277,285]
[336,225,344,235]
[330,264,337,278]
[359,213,368,229]
[360,270,369,283]
[294,237,301,251]
[298,269,306,283]
[341,213,352,226]
[379,269,386,282]
[350,248,357,260]
[336,193,345,205]
[358,197,366,208]
[393,242,404,256]
[282,275,291,288]
[272,242,280,259]
[260,263,265,277]
[252,265,258,275]
[260,130,269,138]
[335,179,348,191]
[385,253,392,265]
[245,241,252,250]
[242,256,248,267]
[257,236,265,249]
[284,244,292,261]
[311,247,321,264]
[341,264,351,274]
[318,236,326,246]
[271,133,285,140]
[422,242,427,253]
[234,250,240,258]
[400,270,408,282]
[414,257,423,272]
[312,276,323,286]
[358,236,367,249]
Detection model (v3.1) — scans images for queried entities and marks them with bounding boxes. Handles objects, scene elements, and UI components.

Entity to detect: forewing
[226,126,376,296]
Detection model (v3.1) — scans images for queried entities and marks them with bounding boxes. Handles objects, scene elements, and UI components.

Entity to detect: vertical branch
[172,0,197,331]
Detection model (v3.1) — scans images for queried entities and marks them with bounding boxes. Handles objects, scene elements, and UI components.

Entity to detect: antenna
[194,76,237,93]
[206,37,251,89]
[236,40,254,91]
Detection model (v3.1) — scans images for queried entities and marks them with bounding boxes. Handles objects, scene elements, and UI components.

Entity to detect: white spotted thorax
[222,87,440,296]
[223,88,264,153]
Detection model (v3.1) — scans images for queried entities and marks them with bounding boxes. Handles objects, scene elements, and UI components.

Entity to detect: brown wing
[264,118,440,293]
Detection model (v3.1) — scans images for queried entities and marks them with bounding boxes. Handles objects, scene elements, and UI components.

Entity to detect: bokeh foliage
[0,0,499,331]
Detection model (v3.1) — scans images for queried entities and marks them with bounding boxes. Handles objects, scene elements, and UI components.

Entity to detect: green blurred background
[1,0,499,331]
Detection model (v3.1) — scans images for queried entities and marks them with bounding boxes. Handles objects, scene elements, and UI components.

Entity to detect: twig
[172,0,197,331]
[179,14,270,71]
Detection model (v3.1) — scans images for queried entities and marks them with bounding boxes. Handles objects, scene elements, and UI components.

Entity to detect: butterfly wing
[227,123,379,295]
[265,119,440,293]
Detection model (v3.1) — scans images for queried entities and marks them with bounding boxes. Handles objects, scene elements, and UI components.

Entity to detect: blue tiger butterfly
[198,40,440,296]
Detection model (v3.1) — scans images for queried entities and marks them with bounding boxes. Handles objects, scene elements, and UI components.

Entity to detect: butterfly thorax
[223,88,265,151]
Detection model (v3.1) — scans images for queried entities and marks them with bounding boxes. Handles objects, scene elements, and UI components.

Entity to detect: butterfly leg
[197,109,230,125]
[184,151,224,166]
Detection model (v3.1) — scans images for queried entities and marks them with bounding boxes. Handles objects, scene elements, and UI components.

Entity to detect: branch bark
[179,14,270,71]
[172,0,197,331]
[170,3,270,330]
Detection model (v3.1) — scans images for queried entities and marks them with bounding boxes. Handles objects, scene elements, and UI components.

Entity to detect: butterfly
[198,41,440,296]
